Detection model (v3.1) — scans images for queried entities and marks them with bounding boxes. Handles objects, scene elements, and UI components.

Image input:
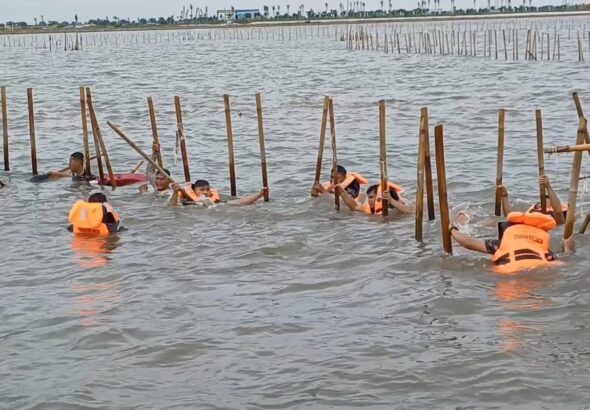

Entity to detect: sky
[0,0,575,22]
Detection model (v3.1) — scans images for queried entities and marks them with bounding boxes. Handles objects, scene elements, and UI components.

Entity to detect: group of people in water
[10,140,577,275]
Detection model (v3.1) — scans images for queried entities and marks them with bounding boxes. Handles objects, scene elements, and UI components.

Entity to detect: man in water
[138,143,171,194]
[337,183,413,215]
[311,165,367,201]
[449,210,573,274]
[170,179,267,206]
[48,152,94,182]
[68,192,124,235]
[498,176,566,224]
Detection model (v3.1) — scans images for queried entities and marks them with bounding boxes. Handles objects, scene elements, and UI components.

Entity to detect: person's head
[529,202,568,222]
[366,184,399,209]
[155,168,171,191]
[192,179,211,197]
[88,193,107,203]
[330,165,348,184]
[69,152,84,173]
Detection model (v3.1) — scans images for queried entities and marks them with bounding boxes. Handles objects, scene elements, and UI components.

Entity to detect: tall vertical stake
[435,124,452,255]
[535,109,547,213]
[79,86,92,176]
[1,86,8,171]
[314,97,330,183]
[148,97,163,167]
[495,109,505,216]
[255,93,270,202]
[27,88,38,175]
[224,94,237,197]
[328,98,340,211]
[379,100,388,217]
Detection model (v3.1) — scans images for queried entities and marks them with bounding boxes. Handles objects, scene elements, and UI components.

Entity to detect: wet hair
[70,152,84,162]
[367,184,400,201]
[88,193,107,203]
[192,179,210,189]
[157,168,171,177]
[337,165,347,177]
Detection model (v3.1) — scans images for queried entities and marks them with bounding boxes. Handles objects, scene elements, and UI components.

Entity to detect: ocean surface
[1,17,590,409]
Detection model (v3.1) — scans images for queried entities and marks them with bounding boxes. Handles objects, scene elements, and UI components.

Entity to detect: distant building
[216,9,233,20]
[234,9,261,19]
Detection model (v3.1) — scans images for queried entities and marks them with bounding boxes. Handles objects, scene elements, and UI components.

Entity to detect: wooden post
[1,86,8,171]
[147,97,163,167]
[255,93,270,202]
[107,121,176,184]
[379,100,388,217]
[328,98,340,211]
[535,109,547,213]
[572,92,590,157]
[494,109,505,216]
[223,95,237,197]
[79,86,92,176]
[420,108,435,221]
[314,97,330,183]
[415,114,427,242]
[85,88,113,189]
[435,124,452,254]
[564,118,588,240]
[174,96,191,183]
[27,88,38,175]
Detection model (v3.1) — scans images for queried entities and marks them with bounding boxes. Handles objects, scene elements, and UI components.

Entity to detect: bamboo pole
[572,92,590,157]
[174,96,191,183]
[1,86,8,171]
[86,87,115,190]
[79,86,92,176]
[27,88,38,175]
[535,110,547,213]
[435,124,452,254]
[314,97,330,183]
[564,118,588,240]
[494,109,505,216]
[130,160,144,174]
[545,143,590,154]
[107,121,176,184]
[147,97,163,167]
[579,212,590,234]
[379,100,388,217]
[328,97,340,211]
[415,115,426,242]
[255,93,270,202]
[421,108,435,221]
[224,94,237,197]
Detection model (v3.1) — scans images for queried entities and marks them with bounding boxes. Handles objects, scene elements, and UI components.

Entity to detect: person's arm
[382,191,413,214]
[336,185,363,212]
[497,185,511,215]
[47,170,71,179]
[542,176,565,224]
[311,181,326,198]
[227,188,267,206]
[170,183,181,206]
[146,143,159,189]
[450,227,489,254]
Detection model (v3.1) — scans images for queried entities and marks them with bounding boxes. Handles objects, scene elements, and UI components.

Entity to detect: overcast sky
[2,0,567,22]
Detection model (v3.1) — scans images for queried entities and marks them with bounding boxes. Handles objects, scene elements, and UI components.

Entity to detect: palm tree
[272,5,276,17]
[190,4,194,19]
[389,0,392,14]
[380,0,384,11]
[264,5,269,17]
[277,5,281,16]
[287,4,291,16]
[34,17,38,26]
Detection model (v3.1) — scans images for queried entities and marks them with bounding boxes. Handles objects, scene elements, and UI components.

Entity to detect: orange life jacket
[322,172,368,200]
[361,181,405,215]
[69,201,119,236]
[491,212,556,274]
[179,182,221,204]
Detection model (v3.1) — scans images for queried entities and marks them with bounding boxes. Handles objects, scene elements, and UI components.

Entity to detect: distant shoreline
[2,10,590,36]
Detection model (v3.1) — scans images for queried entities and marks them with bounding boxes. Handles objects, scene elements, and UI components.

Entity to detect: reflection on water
[70,235,121,268]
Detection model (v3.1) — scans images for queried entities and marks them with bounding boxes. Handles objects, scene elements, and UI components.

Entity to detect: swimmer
[47,152,95,182]
[138,145,171,194]
[498,176,566,224]
[170,179,267,206]
[311,165,367,201]
[337,183,413,215]
[68,193,124,235]
[450,210,573,274]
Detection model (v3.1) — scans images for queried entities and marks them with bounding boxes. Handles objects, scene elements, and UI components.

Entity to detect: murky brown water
[1,17,590,409]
